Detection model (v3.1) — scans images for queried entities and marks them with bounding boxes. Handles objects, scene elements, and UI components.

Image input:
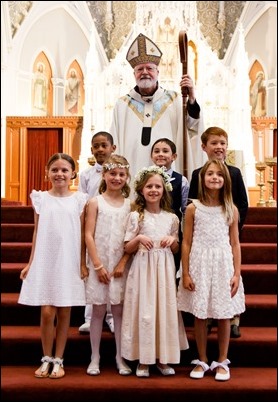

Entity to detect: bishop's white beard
[136,77,157,91]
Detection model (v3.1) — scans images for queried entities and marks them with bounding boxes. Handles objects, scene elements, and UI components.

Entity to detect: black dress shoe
[207,318,213,335]
[230,324,241,338]
[207,324,212,335]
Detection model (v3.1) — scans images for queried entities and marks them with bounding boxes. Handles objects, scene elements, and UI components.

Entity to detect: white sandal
[34,356,53,378]
[49,357,65,379]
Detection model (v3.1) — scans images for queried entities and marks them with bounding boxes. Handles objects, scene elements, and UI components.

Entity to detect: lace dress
[85,195,131,305]
[177,200,245,319]
[18,190,88,306]
[121,210,189,365]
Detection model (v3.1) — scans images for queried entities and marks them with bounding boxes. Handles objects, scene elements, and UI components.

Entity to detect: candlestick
[265,157,277,207]
[88,156,96,166]
[255,162,267,206]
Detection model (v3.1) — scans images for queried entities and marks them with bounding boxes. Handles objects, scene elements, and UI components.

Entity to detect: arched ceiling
[8,1,245,60]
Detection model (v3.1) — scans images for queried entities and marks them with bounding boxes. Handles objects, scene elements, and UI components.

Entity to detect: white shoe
[105,316,114,333]
[79,322,90,333]
[87,361,100,376]
[157,364,175,376]
[210,359,231,381]
[136,364,149,377]
[190,359,210,379]
[116,359,132,376]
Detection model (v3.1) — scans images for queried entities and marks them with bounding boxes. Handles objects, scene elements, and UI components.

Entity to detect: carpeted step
[1,263,29,293]
[241,243,277,264]
[241,224,277,243]
[239,294,277,327]
[1,326,276,368]
[240,264,277,294]
[1,365,276,402]
[244,207,277,225]
[2,242,276,266]
[1,243,32,263]
[1,224,34,242]
[2,206,275,225]
[2,263,277,295]
[2,293,277,327]
[1,293,84,327]
[1,206,34,223]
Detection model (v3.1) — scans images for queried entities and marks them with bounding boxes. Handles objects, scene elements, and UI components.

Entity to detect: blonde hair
[99,154,130,198]
[132,168,173,221]
[198,159,235,225]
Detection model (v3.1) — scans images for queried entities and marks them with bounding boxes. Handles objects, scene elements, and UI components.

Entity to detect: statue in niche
[157,17,178,79]
[250,71,267,117]
[33,62,48,114]
[65,68,81,115]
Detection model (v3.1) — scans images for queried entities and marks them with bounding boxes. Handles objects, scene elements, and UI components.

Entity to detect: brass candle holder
[265,157,277,207]
[255,162,267,206]
[88,156,96,166]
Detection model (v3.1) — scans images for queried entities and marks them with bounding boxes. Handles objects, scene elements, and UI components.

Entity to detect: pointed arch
[65,60,84,116]
[32,52,53,116]
[188,40,198,84]
[249,60,267,117]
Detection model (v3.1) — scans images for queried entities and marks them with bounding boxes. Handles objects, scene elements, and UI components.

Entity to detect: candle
[258,132,263,162]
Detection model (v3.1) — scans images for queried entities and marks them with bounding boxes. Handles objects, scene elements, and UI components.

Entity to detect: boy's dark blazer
[188,163,249,231]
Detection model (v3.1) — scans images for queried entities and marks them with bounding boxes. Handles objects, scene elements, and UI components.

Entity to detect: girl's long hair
[99,154,131,198]
[198,159,236,225]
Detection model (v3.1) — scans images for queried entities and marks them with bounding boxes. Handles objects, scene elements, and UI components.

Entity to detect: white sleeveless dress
[85,195,131,305]
[177,200,245,319]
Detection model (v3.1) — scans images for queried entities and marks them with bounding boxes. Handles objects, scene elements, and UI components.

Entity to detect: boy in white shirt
[78,131,116,333]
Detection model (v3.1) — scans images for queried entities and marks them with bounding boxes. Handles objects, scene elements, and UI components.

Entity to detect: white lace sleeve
[30,190,43,214]
[171,214,180,241]
[124,211,139,242]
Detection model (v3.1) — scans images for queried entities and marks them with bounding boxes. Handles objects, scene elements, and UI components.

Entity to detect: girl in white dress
[85,154,132,376]
[177,159,245,381]
[121,166,189,378]
[18,153,88,379]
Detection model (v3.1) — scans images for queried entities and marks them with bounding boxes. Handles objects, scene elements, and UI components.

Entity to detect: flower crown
[134,165,173,191]
[103,163,130,170]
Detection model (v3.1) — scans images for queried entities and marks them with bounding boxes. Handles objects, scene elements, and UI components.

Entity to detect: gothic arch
[32,52,53,116]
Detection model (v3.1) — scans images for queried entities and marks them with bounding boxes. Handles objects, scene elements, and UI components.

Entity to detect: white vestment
[110,86,205,180]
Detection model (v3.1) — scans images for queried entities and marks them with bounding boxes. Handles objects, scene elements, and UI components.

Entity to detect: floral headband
[103,163,130,170]
[134,165,173,191]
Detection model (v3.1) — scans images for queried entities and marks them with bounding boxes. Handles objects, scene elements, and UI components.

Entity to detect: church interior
[1,1,277,206]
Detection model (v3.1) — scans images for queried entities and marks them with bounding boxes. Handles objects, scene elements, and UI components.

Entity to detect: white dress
[121,210,189,365]
[18,190,88,307]
[85,195,131,305]
[177,200,245,319]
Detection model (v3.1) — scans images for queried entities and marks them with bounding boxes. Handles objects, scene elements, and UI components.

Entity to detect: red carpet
[1,205,277,401]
